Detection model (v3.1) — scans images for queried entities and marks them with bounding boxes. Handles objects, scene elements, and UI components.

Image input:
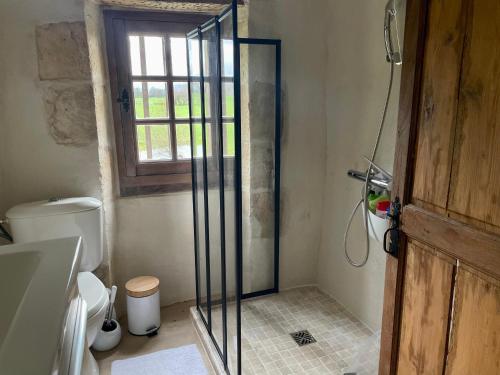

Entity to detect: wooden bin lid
[125,276,160,298]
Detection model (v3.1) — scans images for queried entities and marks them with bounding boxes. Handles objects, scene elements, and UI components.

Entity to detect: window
[105,11,217,195]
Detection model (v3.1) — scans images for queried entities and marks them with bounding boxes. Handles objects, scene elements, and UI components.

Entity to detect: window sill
[119,172,192,197]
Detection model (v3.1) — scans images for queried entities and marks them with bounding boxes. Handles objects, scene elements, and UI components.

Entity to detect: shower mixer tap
[347,157,393,191]
[347,169,392,191]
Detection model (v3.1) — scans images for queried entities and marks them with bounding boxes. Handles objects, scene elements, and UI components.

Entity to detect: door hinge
[383,196,401,258]
[117,88,130,112]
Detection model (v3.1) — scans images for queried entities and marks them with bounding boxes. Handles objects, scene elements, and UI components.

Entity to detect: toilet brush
[93,285,121,351]
[103,285,117,330]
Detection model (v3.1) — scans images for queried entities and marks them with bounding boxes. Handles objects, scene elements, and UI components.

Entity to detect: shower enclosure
[187,1,281,373]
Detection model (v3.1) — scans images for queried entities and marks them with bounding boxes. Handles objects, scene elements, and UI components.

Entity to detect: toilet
[6,197,109,375]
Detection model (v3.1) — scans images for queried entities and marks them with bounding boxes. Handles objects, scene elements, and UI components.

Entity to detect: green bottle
[367,190,378,213]
[368,190,390,213]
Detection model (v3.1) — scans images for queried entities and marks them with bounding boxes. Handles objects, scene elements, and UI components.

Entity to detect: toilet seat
[77,272,108,318]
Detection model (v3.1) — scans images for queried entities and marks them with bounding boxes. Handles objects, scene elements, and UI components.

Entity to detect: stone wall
[36,22,98,147]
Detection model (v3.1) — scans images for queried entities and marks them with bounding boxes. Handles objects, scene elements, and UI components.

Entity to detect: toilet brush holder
[92,319,122,351]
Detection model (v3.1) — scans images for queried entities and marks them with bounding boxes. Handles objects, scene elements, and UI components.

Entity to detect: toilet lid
[77,272,108,317]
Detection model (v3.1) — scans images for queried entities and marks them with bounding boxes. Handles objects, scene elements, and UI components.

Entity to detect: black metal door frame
[238,37,282,301]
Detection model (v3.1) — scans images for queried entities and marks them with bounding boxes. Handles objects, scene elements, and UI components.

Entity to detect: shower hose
[344,60,395,267]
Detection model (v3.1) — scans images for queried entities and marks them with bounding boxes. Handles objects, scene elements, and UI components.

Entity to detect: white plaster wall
[246,0,328,289]
[0,0,101,216]
[113,193,196,308]
[317,0,405,331]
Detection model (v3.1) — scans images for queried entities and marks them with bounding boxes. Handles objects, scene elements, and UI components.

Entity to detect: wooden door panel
[448,0,500,227]
[445,266,500,374]
[397,240,455,375]
[402,204,500,279]
[412,0,466,210]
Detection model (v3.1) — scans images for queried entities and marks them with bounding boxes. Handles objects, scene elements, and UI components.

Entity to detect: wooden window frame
[104,10,211,196]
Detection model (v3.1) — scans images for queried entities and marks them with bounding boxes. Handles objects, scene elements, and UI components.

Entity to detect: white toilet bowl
[78,272,109,375]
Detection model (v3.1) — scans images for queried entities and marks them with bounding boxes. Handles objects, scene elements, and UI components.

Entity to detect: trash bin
[125,276,161,336]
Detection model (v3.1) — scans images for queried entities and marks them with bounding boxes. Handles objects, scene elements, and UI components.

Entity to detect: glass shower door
[188,3,281,373]
[188,32,209,325]
[188,7,237,373]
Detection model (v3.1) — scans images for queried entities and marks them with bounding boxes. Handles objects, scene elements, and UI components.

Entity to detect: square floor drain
[290,330,316,346]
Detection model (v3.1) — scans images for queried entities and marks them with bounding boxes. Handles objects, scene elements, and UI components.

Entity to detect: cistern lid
[6,197,101,219]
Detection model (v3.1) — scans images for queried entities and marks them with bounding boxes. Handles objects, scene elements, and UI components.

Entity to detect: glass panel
[192,123,212,158]
[176,123,191,160]
[221,81,234,118]
[173,82,189,119]
[202,39,210,77]
[188,13,238,371]
[204,82,211,118]
[223,122,235,157]
[219,10,238,375]
[240,43,277,297]
[191,122,202,158]
[221,39,234,77]
[133,81,168,119]
[192,120,208,320]
[190,82,202,119]
[188,32,209,323]
[170,37,188,76]
[136,124,172,161]
[188,36,200,77]
[129,35,141,75]
[144,36,165,76]
[203,21,224,353]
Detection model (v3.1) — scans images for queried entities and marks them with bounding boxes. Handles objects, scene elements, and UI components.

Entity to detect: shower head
[384,0,402,65]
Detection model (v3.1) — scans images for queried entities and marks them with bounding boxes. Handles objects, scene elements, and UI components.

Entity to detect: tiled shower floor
[212,287,381,374]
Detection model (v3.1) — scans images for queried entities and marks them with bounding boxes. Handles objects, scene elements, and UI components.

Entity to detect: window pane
[144,36,165,76]
[222,81,234,117]
[221,39,233,77]
[188,37,200,77]
[133,82,144,118]
[136,124,172,161]
[190,82,202,118]
[192,123,212,158]
[170,37,188,76]
[173,82,189,119]
[176,123,191,160]
[133,82,168,119]
[204,82,211,118]
[129,35,141,75]
[223,122,235,157]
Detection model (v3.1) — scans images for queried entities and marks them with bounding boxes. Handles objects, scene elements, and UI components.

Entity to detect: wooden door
[379,0,500,374]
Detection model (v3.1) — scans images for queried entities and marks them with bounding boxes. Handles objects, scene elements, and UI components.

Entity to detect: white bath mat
[111,344,208,375]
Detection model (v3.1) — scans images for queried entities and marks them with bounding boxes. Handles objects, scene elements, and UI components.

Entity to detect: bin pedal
[146,326,159,337]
